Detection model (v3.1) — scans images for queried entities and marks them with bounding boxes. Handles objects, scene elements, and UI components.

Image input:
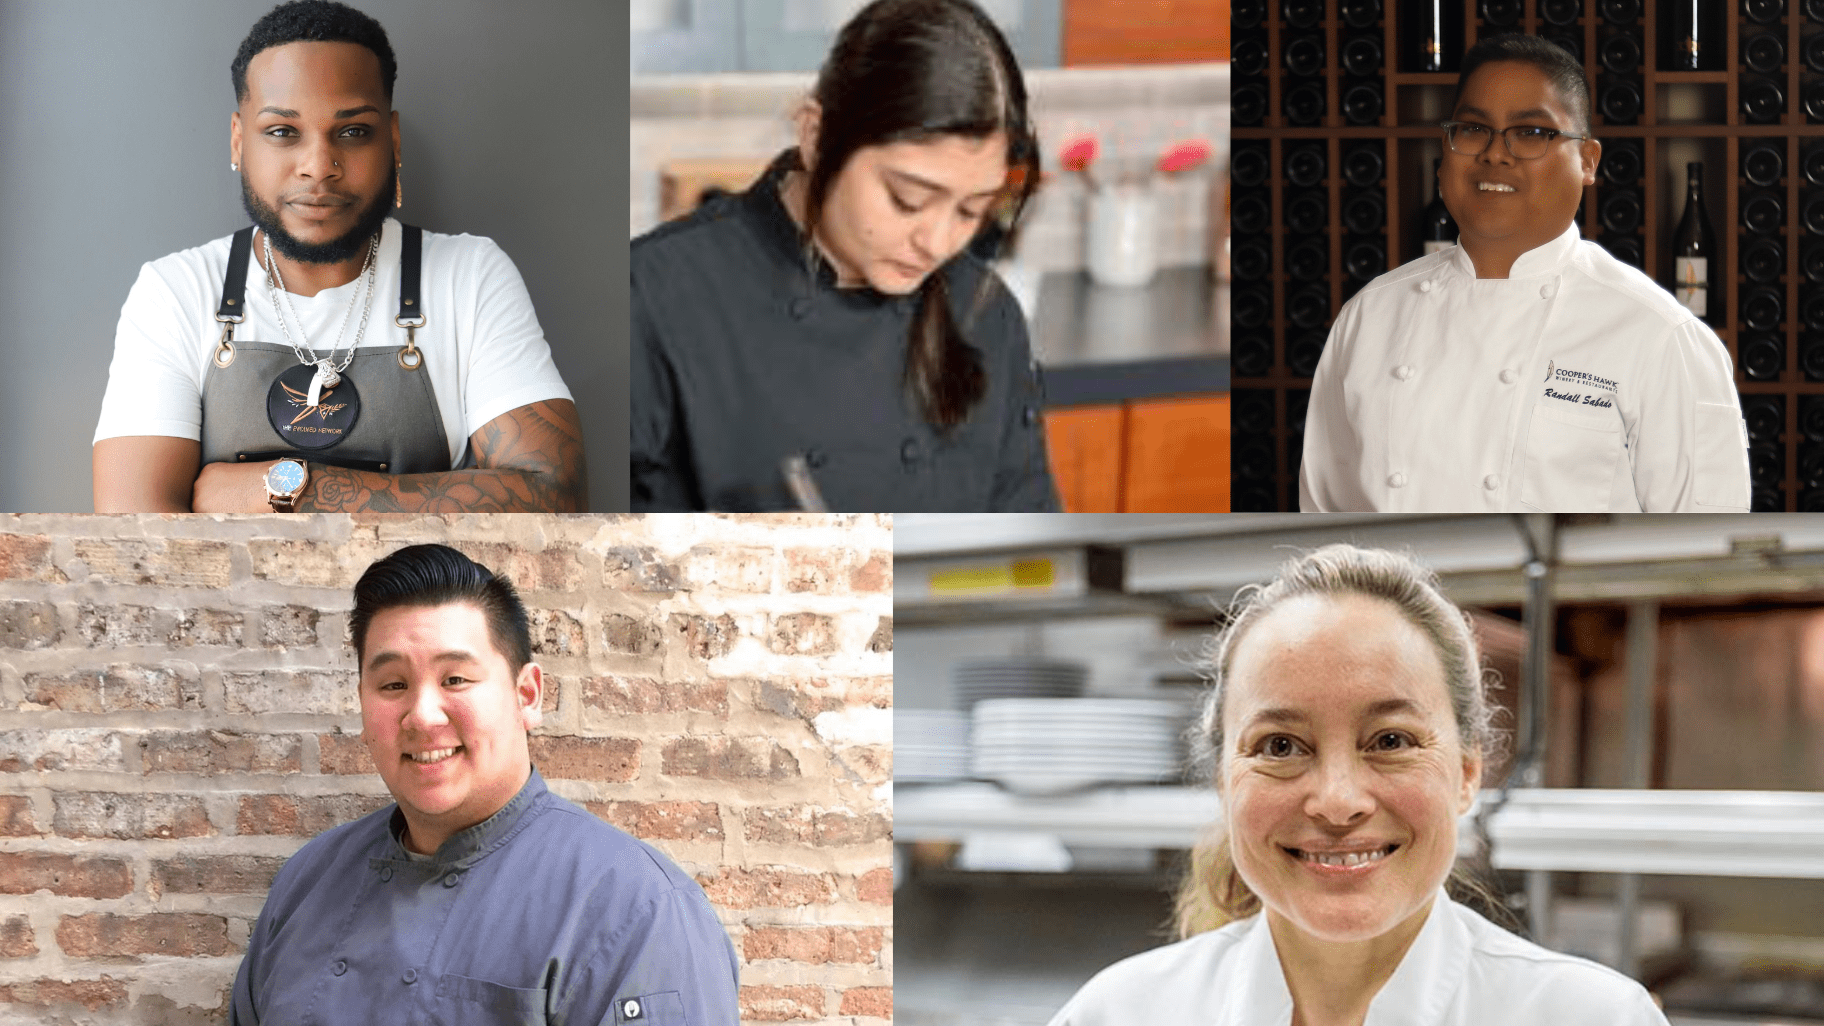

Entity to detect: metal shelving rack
[1231,0,1824,511]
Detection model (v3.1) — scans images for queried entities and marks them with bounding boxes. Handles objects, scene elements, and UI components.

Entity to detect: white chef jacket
[1300,223,1751,512]
[1046,889,1670,1026]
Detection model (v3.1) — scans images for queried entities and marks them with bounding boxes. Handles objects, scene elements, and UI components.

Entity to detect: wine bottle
[1743,189,1786,234]
[1665,0,1702,70]
[1807,32,1824,71]
[1234,0,1266,28]
[1287,237,1328,281]
[1234,285,1271,329]
[1342,0,1383,26]
[1744,0,1784,24]
[1805,143,1824,185]
[1805,287,1824,330]
[1286,35,1325,76]
[1546,31,1584,61]
[1233,193,1270,235]
[1743,140,1785,186]
[1287,283,1330,329]
[1234,391,1274,436]
[1673,163,1716,323]
[1743,285,1786,331]
[1600,34,1642,73]
[1805,191,1824,235]
[1743,237,1785,283]
[1232,144,1269,188]
[1343,190,1387,234]
[1234,83,1268,126]
[1805,335,1824,380]
[1283,0,1323,28]
[1342,144,1385,187]
[1288,332,1327,376]
[1746,395,1784,443]
[1234,37,1270,76]
[1421,158,1457,253]
[1345,238,1388,281]
[1600,189,1644,234]
[1403,0,1460,72]
[1286,191,1328,235]
[1806,80,1824,121]
[1233,238,1272,280]
[1805,240,1824,281]
[1809,0,1824,22]
[1599,0,1640,22]
[1743,333,1785,379]
[1342,82,1384,125]
[1601,140,1643,184]
[1541,0,1581,23]
[1284,82,1326,125]
[1743,32,1785,74]
[1600,79,1644,122]
[1480,0,1521,25]
[1607,235,1644,265]
[1286,144,1326,188]
[1343,35,1384,76]
[1743,79,1786,124]
[1234,335,1273,378]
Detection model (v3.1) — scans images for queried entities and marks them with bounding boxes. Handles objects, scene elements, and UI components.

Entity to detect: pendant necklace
[262,228,380,407]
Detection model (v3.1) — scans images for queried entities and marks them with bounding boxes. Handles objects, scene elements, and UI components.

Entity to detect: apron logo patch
[619,997,645,1020]
[266,363,362,449]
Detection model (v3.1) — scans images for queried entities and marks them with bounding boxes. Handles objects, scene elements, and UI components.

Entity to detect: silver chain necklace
[261,228,380,406]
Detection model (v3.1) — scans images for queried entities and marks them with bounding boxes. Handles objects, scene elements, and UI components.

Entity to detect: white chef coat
[1046,889,1670,1026]
[1300,223,1751,512]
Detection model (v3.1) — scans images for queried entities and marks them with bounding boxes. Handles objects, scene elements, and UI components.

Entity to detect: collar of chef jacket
[1238,888,1463,1026]
[372,765,546,870]
[1444,221,1583,282]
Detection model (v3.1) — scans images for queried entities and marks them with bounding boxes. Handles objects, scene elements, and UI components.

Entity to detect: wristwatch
[264,458,309,512]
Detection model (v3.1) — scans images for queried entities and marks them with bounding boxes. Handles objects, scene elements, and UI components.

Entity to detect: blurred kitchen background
[895,514,1824,1026]
[629,0,1230,512]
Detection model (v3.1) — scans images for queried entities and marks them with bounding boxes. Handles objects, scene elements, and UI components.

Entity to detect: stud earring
[395,164,403,209]
[230,162,238,172]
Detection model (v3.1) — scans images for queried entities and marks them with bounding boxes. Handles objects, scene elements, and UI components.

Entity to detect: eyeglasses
[1438,120,1591,159]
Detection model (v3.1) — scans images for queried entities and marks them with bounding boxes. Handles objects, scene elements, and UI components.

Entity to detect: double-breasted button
[403,968,418,984]
[1499,368,1517,384]
[443,872,460,888]
[1394,365,1414,381]
[1387,472,1408,488]
[378,867,392,882]
[1540,284,1554,299]
[1484,474,1502,490]
[789,297,812,319]
[1419,280,1433,293]
[332,960,347,976]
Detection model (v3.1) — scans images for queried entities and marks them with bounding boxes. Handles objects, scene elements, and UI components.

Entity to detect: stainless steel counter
[1031,266,1229,407]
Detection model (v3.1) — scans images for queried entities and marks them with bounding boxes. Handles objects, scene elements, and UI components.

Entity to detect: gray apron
[201,224,454,474]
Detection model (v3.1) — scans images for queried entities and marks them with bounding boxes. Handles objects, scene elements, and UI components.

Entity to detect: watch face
[267,460,305,495]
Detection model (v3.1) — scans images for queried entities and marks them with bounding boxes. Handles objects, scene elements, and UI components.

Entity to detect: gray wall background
[0,0,630,512]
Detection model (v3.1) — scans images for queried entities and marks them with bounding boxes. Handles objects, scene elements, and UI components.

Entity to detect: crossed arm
[92,399,587,513]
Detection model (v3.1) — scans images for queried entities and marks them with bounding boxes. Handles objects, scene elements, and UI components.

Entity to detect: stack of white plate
[951,659,1088,710]
[897,710,972,783]
[971,698,1187,796]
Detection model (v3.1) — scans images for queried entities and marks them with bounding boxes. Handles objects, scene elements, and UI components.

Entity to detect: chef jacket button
[443,872,459,887]
[403,969,417,985]
[1500,368,1517,384]
[378,866,392,881]
[332,960,347,976]
[805,448,828,469]
[1540,284,1553,298]
[1484,474,1502,490]
[789,297,811,319]
[901,439,920,463]
[1393,365,1414,381]
[1418,280,1433,293]
[1387,472,1407,488]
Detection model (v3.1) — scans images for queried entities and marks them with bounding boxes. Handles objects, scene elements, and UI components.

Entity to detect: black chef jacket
[630,152,1061,512]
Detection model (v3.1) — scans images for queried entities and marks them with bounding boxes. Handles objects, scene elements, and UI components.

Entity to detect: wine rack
[1231,0,1824,511]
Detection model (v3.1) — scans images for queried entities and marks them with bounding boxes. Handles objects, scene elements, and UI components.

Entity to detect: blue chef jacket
[231,769,739,1025]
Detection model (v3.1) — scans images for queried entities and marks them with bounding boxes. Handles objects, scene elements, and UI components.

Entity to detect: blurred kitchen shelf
[898,786,1824,881]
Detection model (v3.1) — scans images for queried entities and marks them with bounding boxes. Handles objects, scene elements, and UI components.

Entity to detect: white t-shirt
[94,217,573,469]
[1048,889,1671,1026]
[1299,223,1751,513]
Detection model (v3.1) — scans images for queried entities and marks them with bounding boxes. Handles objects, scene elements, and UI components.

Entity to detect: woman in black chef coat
[630,0,1059,512]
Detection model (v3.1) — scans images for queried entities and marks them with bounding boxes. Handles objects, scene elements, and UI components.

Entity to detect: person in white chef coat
[1047,545,1671,1026]
[1300,33,1751,512]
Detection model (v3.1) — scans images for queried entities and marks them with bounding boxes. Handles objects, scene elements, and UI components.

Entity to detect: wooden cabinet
[1062,0,1228,65]
[1044,393,1229,512]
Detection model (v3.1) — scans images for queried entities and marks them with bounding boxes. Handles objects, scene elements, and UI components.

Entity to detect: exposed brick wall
[0,514,892,1025]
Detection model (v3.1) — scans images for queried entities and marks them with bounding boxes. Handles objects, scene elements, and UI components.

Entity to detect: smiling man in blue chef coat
[230,544,739,1025]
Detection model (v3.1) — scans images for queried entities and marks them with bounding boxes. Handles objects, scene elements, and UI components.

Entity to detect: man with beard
[92,1,585,513]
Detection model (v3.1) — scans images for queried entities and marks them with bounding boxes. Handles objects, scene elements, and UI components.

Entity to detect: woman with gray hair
[1048,544,1667,1026]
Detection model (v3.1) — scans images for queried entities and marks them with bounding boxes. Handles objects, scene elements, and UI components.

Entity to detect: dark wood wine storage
[1231,0,1824,511]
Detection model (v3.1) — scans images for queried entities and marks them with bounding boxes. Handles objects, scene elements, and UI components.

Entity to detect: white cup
[1087,186,1158,288]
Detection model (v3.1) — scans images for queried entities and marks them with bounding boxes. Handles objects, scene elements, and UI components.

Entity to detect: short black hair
[350,544,532,674]
[231,0,397,106]
[1457,33,1591,136]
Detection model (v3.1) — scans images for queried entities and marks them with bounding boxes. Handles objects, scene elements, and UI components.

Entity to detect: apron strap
[216,227,254,323]
[397,224,424,327]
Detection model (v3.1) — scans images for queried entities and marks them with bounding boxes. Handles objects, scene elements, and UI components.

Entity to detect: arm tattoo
[299,399,587,513]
